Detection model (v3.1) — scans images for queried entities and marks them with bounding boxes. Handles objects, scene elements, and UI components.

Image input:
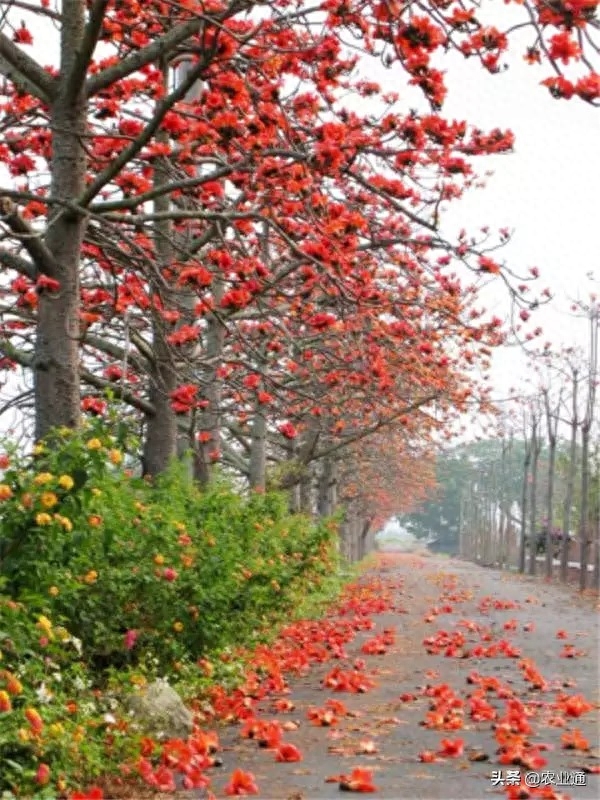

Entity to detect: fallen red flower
[339,767,378,792]
[275,742,303,762]
[224,768,259,795]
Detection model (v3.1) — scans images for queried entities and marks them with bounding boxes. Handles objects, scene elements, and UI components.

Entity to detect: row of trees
[1,2,598,554]
[403,306,599,589]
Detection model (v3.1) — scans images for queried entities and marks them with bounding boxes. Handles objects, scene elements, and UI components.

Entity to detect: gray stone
[125,679,193,740]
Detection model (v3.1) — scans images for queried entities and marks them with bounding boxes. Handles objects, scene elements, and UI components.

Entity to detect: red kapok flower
[224,768,259,795]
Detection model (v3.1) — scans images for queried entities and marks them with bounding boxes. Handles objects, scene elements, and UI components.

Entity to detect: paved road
[198,554,599,800]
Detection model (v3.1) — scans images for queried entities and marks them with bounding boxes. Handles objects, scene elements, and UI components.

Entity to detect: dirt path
[191,553,600,800]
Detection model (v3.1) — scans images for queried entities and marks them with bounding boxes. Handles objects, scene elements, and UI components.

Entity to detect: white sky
[439,44,600,400]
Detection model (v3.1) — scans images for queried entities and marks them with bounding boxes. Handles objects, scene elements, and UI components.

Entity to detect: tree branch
[63,0,110,104]
[80,57,213,206]
[89,166,235,213]
[80,367,155,415]
[0,335,155,415]
[0,247,36,280]
[0,197,59,277]
[84,17,204,99]
[0,32,57,102]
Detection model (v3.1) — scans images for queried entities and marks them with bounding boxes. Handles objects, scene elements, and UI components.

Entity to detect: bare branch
[0,197,59,277]
[0,31,57,102]
[0,246,36,279]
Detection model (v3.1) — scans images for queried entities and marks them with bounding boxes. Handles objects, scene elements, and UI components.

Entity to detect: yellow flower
[154,554,165,565]
[33,472,53,486]
[5,673,23,695]
[17,727,30,742]
[35,512,53,526]
[54,514,73,532]
[108,449,123,465]
[49,722,64,737]
[36,615,53,635]
[33,443,45,456]
[58,475,74,491]
[87,438,102,450]
[83,570,98,584]
[0,484,13,501]
[91,488,102,497]
[49,586,60,597]
[0,689,12,712]
[173,621,184,633]
[54,626,70,642]
[73,725,86,742]
[40,491,58,509]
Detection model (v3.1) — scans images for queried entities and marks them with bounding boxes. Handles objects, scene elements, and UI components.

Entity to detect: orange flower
[438,737,464,758]
[224,768,259,795]
[25,707,43,734]
[4,672,23,695]
[0,484,13,501]
[275,742,302,762]
[339,767,378,792]
[0,689,12,712]
[562,729,589,751]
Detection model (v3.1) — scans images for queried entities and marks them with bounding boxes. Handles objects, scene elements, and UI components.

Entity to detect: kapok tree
[0,0,597,474]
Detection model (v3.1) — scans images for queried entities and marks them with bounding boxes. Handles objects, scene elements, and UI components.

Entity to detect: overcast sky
[439,43,600,398]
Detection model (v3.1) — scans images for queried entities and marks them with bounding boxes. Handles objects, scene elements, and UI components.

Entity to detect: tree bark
[35,1,88,439]
[528,414,542,577]
[142,69,178,476]
[561,368,579,582]
[248,408,267,491]
[194,280,225,486]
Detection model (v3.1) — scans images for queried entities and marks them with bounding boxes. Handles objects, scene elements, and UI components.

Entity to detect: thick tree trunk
[194,280,225,486]
[35,2,87,440]
[248,408,267,491]
[317,457,338,517]
[142,87,177,476]
[299,465,313,514]
[143,329,178,475]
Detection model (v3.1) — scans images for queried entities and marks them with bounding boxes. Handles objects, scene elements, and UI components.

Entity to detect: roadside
[195,553,599,800]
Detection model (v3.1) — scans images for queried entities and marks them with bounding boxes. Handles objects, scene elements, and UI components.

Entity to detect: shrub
[0,421,340,796]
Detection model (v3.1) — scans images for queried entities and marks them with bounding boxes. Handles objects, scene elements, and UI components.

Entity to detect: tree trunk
[317,456,338,517]
[561,371,579,582]
[248,408,267,491]
[35,2,87,440]
[545,433,557,579]
[142,77,178,476]
[579,309,598,592]
[579,423,591,591]
[194,280,225,486]
[528,419,541,576]
[519,432,532,574]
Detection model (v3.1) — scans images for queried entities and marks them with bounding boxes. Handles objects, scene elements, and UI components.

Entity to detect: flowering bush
[0,421,340,796]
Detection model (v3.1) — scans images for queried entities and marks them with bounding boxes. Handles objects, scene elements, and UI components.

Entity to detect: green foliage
[399,439,526,551]
[0,595,141,797]
[0,421,341,796]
